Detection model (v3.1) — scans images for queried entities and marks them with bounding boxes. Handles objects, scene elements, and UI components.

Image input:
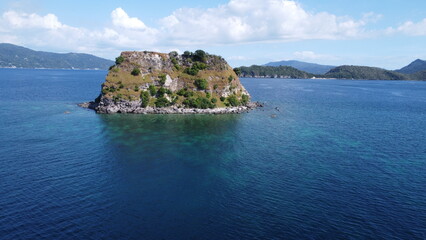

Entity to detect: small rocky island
[81,50,258,114]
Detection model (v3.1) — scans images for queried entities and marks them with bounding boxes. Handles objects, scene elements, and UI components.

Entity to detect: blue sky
[1,0,425,69]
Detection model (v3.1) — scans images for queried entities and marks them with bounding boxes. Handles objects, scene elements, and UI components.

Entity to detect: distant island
[264,60,335,74]
[0,43,114,70]
[3,42,425,81]
[238,65,314,79]
[396,59,426,74]
[237,59,426,81]
[81,50,258,114]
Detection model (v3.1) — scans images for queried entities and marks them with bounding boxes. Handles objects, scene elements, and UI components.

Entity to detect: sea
[0,68,425,239]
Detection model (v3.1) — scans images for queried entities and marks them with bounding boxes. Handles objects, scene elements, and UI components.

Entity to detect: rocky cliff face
[89,50,253,114]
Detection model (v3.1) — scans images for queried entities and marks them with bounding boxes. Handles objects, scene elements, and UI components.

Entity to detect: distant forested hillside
[264,60,335,74]
[323,65,409,80]
[238,65,313,79]
[0,43,114,69]
[237,64,426,81]
[396,59,426,74]
[410,71,426,80]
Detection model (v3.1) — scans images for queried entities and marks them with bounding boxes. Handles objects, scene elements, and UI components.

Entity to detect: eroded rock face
[87,50,254,114]
[96,98,141,114]
[164,74,178,92]
[120,51,173,72]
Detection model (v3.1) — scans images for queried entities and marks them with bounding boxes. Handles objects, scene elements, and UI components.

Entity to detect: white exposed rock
[222,86,232,98]
[164,74,179,92]
[80,99,262,114]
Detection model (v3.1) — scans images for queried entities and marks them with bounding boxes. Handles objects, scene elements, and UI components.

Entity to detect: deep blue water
[1,68,425,239]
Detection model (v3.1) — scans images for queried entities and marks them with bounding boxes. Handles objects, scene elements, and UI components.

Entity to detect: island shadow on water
[96,114,248,238]
[98,113,242,163]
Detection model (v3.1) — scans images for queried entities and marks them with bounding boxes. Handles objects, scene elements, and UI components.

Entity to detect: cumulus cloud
[0,8,158,58]
[0,11,86,49]
[391,18,426,36]
[293,51,338,61]
[111,8,147,30]
[3,11,63,29]
[0,1,421,60]
[1,11,86,49]
[0,34,18,43]
[0,2,376,53]
[228,55,252,60]
[159,0,372,44]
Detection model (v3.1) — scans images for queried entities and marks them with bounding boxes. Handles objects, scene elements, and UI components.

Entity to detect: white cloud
[0,34,18,43]
[228,55,252,60]
[293,51,338,61]
[0,1,422,61]
[393,18,426,36]
[159,0,371,44]
[111,8,147,30]
[3,11,63,29]
[0,2,378,54]
[362,12,382,23]
[0,8,159,59]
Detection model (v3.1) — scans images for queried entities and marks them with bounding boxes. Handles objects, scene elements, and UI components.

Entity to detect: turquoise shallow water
[0,68,425,239]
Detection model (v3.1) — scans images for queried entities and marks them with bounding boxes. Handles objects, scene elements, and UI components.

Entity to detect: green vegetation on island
[94,49,252,113]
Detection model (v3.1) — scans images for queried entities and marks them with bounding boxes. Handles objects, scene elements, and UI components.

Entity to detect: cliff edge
[83,50,258,114]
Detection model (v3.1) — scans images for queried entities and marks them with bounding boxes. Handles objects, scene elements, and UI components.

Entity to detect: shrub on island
[155,97,170,108]
[158,74,167,85]
[183,96,215,109]
[131,67,141,76]
[156,87,167,97]
[184,62,207,76]
[227,95,240,107]
[140,91,150,108]
[115,56,124,65]
[241,94,249,105]
[194,78,208,90]
[149,85,157,96]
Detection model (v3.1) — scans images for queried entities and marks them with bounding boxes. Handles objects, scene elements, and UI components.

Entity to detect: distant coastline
[0,43,114,70]
[0,66,106,71]
[240,75,426,81]
[237,63,426,81]
[3,43,425,81]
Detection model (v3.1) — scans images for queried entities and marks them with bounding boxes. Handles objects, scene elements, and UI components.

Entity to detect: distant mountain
[237,64,426,81]
[238,65,313,79]
[264,60,335,74]
[324,65,409,80]
[0,43,114,69]
[396,59,426,74]
[410,70,426,80]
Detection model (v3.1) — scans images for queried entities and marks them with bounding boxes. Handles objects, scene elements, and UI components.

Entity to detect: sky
[0,0,426,69]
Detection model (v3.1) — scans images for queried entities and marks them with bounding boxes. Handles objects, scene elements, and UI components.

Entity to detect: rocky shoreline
[78,100,262,114]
